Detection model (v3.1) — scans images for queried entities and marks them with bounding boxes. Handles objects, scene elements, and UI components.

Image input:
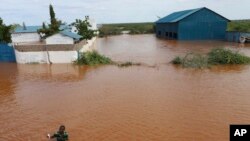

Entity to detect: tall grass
[172,48,250,68]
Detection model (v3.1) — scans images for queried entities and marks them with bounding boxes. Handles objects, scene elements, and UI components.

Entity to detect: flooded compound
[1,34,250,141]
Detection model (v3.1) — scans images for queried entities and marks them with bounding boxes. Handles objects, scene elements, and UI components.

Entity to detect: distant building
[155,7,230,40]
[11,26,41,44]
[45,30,82,45]
[11,24,82,45]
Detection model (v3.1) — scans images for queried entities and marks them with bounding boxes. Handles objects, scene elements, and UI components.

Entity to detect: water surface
[1,35,250,141]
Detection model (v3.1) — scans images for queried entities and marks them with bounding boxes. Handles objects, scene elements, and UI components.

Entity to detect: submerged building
[155,7,230,40]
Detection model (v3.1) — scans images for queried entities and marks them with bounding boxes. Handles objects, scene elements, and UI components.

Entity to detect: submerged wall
[14,37,96,64]
[0,43,16,62]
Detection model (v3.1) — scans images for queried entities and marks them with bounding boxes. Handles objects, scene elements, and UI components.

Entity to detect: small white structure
[88,19,97,30]
[11,26,41,44]
[45,30,82,45]
[46,34,74,45]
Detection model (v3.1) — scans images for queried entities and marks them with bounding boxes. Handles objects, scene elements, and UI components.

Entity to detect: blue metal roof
[14,24,82,40]
[59,24,71,30]
[14,26,42,33]
[60,30,82,40]
[155,7,229,23]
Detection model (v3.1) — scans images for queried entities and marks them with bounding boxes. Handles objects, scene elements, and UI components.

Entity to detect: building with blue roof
[11,24,83,45]
[155,7,230,40]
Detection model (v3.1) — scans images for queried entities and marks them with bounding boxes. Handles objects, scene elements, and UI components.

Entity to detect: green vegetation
[172,53,209,68]
[117,61,141,67]
[75,51,142,68]
[172,48,250,68]
[0,18,11,43]
[75,51,113,65]
[38,4,61,37]
[99,22,155,37]
[227,20,250,32]
[72,17,95,40]
[208,48,250,64]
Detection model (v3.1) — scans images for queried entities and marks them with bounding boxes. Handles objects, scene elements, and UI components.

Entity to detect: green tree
[0,17,11,43]
[72,17,94,40]
[38,4,60,37]
[49,4,59,32]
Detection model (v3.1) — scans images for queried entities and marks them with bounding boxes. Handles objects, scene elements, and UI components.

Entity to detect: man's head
[59,125,65,134]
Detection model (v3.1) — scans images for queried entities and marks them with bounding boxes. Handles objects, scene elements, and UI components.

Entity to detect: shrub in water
[181,53,208,68]
[117,61,141,67]
[208,48,250,65]
[171,48,250,68]
[171,56,182,64]
[75,51,112,65]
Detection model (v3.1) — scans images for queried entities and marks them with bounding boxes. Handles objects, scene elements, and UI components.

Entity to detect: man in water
[48,125,68,141]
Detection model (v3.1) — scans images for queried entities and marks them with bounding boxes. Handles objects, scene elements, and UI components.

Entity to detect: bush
[171,56,182,64]
[75,51,112,65]
[182,53,208,68]
[208,48,250,65]
[171,48,250,68]
[117,61,141,67]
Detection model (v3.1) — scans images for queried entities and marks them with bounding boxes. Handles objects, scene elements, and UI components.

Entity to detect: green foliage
[98,22,154,37]
[72,18,94,40]
[0,17,11,43]
[227,20,250,32]
[208,48,250,65]
[171,56,182,64]
[171,48,250,68]
[173,53,208,68]
[49,4,60,32]
[38,4,60,37]
[75,51,112,65]
[117,61,141,67]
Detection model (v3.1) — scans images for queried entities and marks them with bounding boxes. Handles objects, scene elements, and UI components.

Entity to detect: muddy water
[1,35,250,141]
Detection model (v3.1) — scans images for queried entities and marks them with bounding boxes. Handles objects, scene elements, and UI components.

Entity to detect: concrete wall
[46,33,74,45]
[14,37,96,64]
[11,33,40,43]
[79,37,96,53]
[15,50,78,64]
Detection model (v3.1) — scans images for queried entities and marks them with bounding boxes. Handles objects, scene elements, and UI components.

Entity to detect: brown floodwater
[1,34,250,141]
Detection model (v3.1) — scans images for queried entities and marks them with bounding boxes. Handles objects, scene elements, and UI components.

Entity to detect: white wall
[79,37,96,53]
[15,37,97,64]
[48,51,78,63]
[15,50,48,64]
[15,50,78,64]
[88,19,97,30]
[46,33,74,45]
[11,33,40,43]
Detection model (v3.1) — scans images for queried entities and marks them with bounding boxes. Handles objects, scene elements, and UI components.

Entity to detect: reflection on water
[1,35,250,141]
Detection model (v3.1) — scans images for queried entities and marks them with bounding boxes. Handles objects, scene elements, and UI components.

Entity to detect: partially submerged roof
[14,26,42,33]
[156,7,230,23]
[13,24,82,40]
[60,30,82,40]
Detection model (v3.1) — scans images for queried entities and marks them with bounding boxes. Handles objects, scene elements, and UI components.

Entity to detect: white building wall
[46,33,74,45]
[79,37,96,53]
[15,50,48,64]
[48,51,78,63]
[88,19,97,30]
[11,33,41,43]
[15,50,78,64]
[15,37,97,64]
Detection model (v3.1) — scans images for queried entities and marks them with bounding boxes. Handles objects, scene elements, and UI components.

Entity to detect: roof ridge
[156,7,206,23]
